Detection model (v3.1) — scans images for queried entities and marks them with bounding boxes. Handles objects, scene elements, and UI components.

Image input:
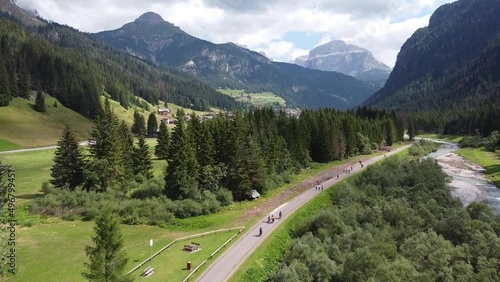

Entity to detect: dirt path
[196,145,411,282]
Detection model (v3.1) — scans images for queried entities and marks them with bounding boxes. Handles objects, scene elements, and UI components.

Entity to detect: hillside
[364,0,500,112]
[0,2,239,118]
[0,96,93,148]
[93,12,377,110]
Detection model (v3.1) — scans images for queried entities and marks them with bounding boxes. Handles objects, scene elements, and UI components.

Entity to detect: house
[158,108,170,115]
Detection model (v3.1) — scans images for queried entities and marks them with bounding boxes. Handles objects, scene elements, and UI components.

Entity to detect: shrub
[175,199,203,218]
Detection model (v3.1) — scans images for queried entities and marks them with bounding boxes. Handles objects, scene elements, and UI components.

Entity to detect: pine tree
[117,121,134,175]
[164,119,199,200]
[86,99,124,192]
[82,210,131,282]
[34,89,46,112]
[131,110,145,135]
[50,125,85,190]
[155,121,170,160]
[133,131,153,179]
[0,64,11,106]
[146,112,158,138]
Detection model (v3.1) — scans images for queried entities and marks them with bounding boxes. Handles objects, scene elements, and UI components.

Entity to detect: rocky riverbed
[436,152,487,206]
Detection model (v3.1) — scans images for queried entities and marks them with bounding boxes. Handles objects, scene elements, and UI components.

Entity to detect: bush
[175,199,203,218]
[216,188,234,206]
[459,135,485,148]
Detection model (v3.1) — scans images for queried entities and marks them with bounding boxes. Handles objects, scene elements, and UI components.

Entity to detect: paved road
[196,145,411,282]
[0,141,89,155]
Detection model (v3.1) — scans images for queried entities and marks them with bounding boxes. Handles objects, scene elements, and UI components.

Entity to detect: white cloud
[16,0,456,67]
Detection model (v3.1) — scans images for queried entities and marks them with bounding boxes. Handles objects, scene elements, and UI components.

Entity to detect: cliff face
[295,40,391,88]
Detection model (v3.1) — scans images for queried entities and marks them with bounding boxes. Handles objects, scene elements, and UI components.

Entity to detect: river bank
[436,152,487,206]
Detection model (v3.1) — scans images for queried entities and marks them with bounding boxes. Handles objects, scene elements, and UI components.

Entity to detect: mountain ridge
[364,0,500,110]
[294,40,391,88]
[93,12,377,110]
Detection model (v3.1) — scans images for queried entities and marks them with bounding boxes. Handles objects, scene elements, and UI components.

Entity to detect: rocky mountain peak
[295,40,391,87]
[135,12,165,24]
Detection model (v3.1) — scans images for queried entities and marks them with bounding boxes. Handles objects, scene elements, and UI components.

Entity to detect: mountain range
[92,12,377,110]
[295,40,391,88]
[364,0,500,112]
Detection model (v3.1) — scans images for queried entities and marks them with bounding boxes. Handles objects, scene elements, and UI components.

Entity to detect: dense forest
[0,15,239,117]
[32,105,402,224]
[269,156,500,281]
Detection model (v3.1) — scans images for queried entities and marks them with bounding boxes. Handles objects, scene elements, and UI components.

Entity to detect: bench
[143,266,154,277]
[191,242,200,246]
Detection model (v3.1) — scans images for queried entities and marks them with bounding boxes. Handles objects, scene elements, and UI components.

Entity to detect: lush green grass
[0,97,93,147]
[456,147,500,187]
[9,219,240,282]
[418,133,463,143]
[217,89,286,107]
[0,138,22,151]
[128,230,240,282]
[1,149,56,205]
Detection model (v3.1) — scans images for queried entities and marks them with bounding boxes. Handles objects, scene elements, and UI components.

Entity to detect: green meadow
[217,89,286,107]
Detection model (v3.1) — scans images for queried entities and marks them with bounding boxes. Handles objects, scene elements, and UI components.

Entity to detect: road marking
[270,203,288,215]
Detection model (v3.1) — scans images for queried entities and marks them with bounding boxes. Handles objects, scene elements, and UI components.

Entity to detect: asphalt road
[196,144,411,282]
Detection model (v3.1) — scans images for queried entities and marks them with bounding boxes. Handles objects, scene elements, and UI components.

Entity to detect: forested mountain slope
[0,1,239,118]
[93,12,377,110]
[364,0,500,112]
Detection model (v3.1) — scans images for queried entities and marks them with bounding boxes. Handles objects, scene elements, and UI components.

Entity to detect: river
[426,142,500,213]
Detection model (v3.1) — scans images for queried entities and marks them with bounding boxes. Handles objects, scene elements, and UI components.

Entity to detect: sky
[16,0,456,68]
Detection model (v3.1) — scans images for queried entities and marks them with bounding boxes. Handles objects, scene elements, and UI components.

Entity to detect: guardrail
[182,226,245,282]
[126,226,245,276]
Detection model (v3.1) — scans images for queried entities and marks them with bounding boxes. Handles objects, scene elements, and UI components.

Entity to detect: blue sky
[18,0,456,67]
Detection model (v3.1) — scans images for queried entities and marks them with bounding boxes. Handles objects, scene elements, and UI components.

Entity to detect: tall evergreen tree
[50,125,85,190]
[131,110,145,135]
[155,121,170,160]
[82,210,131,282]
[34,89,46,112]
[146,112,158,137]
[117,121,134,175]
[0,64,11,106]
[164,119,199,200]
[86,99,124,192]
[133,131,153,179]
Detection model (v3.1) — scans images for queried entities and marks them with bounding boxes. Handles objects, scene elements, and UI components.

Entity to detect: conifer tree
[146,112,158,137]
[82,210,131,282]
[50,125,85,190]
[0,64,11,106]
[133,131,153,179]
[117,121,134,175]
[155,121,170,160]
[164,119,199,200]
[86,99,123,191]
[34,89,46,112]
[131,110,145,135]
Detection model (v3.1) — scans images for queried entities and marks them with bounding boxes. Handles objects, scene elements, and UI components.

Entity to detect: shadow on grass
[17,193,44,200]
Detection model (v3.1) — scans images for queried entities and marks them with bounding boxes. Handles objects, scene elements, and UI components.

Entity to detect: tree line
[39,104,402,224]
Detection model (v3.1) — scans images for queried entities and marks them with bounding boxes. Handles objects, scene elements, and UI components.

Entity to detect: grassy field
[1,140,165,206]
[418,133,463,143]
[0,139,23,151]
[0,97,93,148]
[217,89,286,108]
[456,147,500,187]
